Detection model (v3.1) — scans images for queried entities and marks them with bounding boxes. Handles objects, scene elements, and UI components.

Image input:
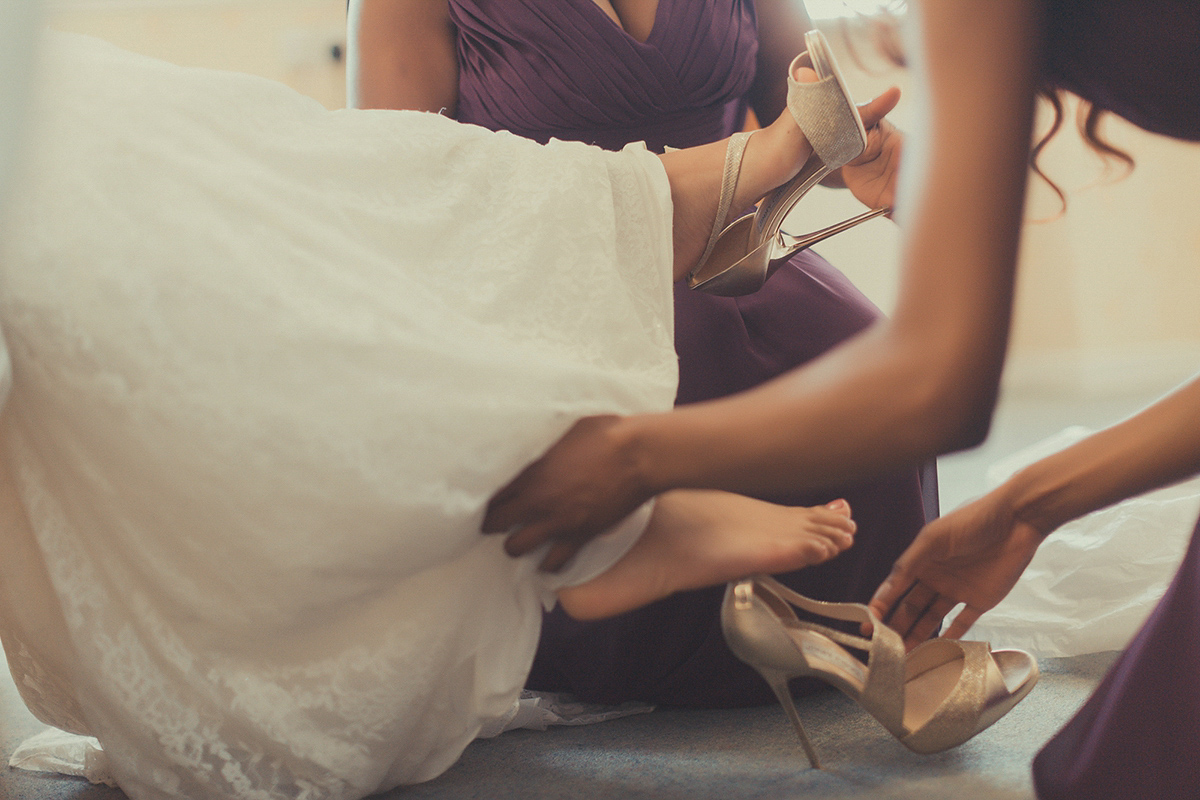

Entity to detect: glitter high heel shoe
[688,30,889,297]
[721,576,1039,768]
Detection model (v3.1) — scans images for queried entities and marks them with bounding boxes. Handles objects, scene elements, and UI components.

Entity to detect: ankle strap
[691,130,753,278]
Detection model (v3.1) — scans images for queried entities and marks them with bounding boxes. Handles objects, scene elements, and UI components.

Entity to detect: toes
[802,506,857,557]
[793,65,819,84]
[814,501,855,532]
[802,529,851,564]
[825,498,852,518]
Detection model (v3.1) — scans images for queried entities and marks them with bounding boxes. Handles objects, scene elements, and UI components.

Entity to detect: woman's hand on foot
[842,89,902,211]
[482,415,654,572]
[800,73,902,211]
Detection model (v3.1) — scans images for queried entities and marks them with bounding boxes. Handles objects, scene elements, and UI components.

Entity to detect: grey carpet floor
[1,651,1115,800]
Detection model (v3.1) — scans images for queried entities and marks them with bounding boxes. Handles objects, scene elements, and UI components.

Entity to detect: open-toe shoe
[688,29,890,296]
[721,576,1039,768]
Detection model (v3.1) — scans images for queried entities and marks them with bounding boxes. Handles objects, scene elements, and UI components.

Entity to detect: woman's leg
[557,491,854,621]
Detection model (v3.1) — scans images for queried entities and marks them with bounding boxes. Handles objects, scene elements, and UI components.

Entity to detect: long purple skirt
[527,253,935,708]
[1033,513,1200,798]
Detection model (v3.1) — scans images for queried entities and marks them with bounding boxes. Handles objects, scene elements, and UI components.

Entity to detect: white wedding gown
[0,33,677,799]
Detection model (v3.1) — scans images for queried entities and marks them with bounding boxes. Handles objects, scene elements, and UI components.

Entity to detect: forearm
[1001,375,1200,536]
[614,317,991,497]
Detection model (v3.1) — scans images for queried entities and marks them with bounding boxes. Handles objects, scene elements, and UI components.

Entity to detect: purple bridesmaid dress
[1032,3,1200,797]
[448,0,934,707]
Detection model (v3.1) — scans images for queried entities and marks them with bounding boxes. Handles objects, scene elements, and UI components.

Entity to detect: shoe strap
[752,577,1019,743]
[690,130,753,281]
[900,640,1010,751]
[787,31,867,171]
[756,575,907,734]
[757,574,875,633]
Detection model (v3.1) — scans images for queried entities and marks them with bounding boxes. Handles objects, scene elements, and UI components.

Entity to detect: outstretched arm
[347,0,458,113]
[485,0,1045,571]
[873,372,1200,647]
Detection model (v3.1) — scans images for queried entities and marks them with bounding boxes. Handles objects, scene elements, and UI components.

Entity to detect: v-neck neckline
[586,0,669,46]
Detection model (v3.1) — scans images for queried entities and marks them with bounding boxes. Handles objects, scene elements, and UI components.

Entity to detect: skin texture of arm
[484,0,1045,570]
[346,0,457,113]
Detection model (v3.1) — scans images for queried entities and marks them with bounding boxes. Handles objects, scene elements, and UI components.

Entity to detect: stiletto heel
[688,29,889,297]
[778,206,891,255]
[721,577,1039,765]
[761,668,822,769]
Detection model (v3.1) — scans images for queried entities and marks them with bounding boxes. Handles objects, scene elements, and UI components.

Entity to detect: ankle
[756,113,813,192]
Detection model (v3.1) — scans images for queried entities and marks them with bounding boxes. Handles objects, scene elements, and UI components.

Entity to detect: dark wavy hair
[1029,92,1134,210]
[852,6,1133,211]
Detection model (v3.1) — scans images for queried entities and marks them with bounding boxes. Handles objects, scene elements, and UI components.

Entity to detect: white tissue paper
[475,690,654,739]
[9,727,116,787]
[959,426,1200,657]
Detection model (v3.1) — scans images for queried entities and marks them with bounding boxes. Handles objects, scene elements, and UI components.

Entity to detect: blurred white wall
[42,3,1200,400]
[47,0,347,109]
[1,1,42,201]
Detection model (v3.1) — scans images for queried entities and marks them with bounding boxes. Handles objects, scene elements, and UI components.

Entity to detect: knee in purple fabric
[1033,516,1200,799]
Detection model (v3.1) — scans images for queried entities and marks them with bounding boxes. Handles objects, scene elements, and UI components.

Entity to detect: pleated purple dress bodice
[445,0,933,707]
[451,0,756,152]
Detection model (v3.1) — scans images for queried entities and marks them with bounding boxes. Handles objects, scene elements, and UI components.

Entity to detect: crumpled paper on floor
[8,726,116,786]
[960,426,1200,657]
[476,690,654,738]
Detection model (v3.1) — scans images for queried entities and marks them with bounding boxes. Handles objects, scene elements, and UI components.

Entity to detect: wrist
[1001,463,1074,539]
[612,412,676,498]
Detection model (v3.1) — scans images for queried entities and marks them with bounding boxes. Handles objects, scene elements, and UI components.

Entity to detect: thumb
[858,86,900,129]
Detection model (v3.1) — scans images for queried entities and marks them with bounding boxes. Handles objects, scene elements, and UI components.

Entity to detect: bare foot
[557,490,855,620]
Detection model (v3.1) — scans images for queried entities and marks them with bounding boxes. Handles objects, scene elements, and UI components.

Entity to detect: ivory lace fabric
[0,32,676,799]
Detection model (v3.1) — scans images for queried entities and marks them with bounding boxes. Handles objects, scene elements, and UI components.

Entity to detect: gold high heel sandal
[721,576,1039,768]
[688,30,890,297]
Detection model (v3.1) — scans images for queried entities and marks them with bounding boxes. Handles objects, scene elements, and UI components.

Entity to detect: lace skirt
[0,32,676,799]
